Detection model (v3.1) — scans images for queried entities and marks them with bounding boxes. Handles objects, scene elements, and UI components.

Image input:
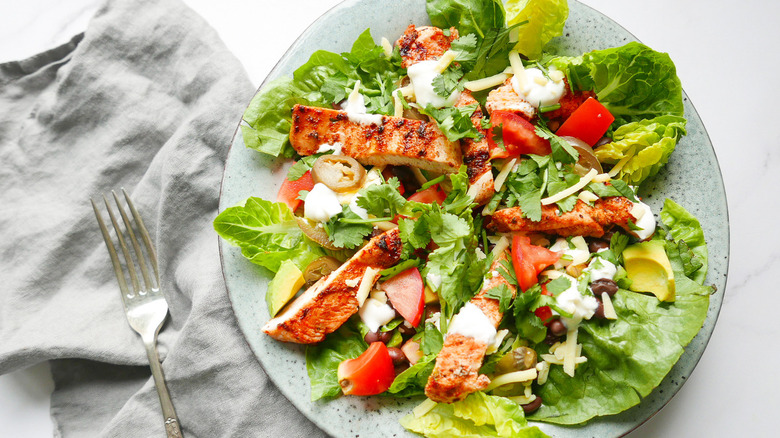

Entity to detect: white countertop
[2,0,778,437]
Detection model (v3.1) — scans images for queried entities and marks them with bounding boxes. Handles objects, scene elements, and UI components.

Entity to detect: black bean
[544,332,561,345]
[398,324,417,337]
[593,299,605,319]
[522,396,543,414]
[548,318,567,337]
[388,347,406,366]
[595,136,612,147]
[378,331,393,344]
[394,362,411,375]
[364,331,381,344]
[591,278,618,297]
[588,239,610,253]
[425,304,441,320]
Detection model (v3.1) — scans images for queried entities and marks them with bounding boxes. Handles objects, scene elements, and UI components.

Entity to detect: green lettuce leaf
[305,320,367,401]
[550,42,684,126]
[213,197,323,273]
[660,198,708,284]
[387,354,437,397]
[530,200,710,424]
[505,0,569,59]
[594,115,687,185]
[426,0,506,39]
[241,29,404,157]
[401,392,549,437]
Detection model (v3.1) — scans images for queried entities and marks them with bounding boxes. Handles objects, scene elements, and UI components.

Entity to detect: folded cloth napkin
[0,0,328,436]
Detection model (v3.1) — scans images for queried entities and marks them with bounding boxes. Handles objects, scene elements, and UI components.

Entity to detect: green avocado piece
[266,260,305,316]
[622,240,675,302]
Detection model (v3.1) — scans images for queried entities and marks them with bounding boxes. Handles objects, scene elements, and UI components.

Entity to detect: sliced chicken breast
[263,229,402,344]
[485,78,536,120]
[425,253,516,403]
[289,104,462,175]
[396,24,458,69]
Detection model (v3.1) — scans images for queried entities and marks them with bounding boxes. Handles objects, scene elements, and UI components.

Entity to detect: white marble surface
[1,0,777,437]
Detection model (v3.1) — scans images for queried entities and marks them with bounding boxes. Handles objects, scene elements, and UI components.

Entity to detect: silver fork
[92,189,183,438]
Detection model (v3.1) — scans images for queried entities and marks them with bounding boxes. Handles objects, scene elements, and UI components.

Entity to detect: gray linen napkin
[0,0,327,436]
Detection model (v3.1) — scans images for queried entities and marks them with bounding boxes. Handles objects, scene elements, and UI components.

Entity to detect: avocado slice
[622,240,675,302]
[266,260,305,316]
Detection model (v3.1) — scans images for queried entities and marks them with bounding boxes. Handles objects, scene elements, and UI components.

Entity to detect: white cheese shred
[434,50,457,74]
[494,158,518,192]
[602,292,618,319]
[464,72,510,92]
[508,50,527,91]
[356,267,381,307]
[484,368,538,392]
[541,168,598,205]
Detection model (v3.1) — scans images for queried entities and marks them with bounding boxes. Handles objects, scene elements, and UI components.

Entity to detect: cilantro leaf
[517,190,542,222]
[323,206,373,249]
[356,177,406,217]
[545,276,571,295]
[423,104,482,142]
[420,322,444,355]
[450,33,478,62]
[536,122,579,164]
[432,65,465,98]
[485,283,513,313]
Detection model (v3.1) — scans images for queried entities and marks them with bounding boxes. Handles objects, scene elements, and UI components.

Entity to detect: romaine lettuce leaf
[593,115,687,185]
[401,392,549,437]
[305,320,367,401]
[551,42,683,126]
[241,29,404,157]
[426,0,506,39]
[530,200,710,424]
[505,0,569,59]
[213,197,323,273]
[387,354,437,397]
[660,198,708,284]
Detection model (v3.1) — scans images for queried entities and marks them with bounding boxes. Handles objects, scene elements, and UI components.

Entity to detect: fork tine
[92,199,132,299]
[103,194,141,295]
[123,188,160,285]
[112,190,154,291]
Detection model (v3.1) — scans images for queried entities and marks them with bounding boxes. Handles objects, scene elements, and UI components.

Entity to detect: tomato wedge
[276,170,314,212]
[555,97,615,146]
[512,235,561,292]
[535,284,555,325]
[337,342,395,396]
[407,184,447,205]
[489,110,551,158]
[381,268,425,326]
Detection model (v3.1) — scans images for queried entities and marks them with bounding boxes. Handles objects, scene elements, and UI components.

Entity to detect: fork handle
[143,335,183,437]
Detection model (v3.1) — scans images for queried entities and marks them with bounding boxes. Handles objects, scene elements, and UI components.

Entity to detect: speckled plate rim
[217,1,729,437]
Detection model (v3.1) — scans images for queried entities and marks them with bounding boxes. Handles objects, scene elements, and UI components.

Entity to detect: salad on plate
[215,0,714,436]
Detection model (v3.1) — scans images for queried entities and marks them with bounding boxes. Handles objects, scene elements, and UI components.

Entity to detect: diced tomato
[337,342,395,396]
[407,184,447,205]
[555,97,615,146]
[276,170,314,212]
[534,306,554,324]
[512,234,561,292]
[381,268,425,327]
[488,110,551,158]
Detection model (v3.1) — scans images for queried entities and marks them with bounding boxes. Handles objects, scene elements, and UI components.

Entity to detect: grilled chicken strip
[485,78,536,120]
[289,104,462,175]
[396,24,458,69]
[425,253,516,403]
[457,91,495,205]
[396,26,494,204]
[262,229,402,344]
[488,196,635,238]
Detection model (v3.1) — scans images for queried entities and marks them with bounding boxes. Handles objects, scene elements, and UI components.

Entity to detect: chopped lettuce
[529,200,710,425]
[505,0,569,59]
[305,319,367,401]
[550,42,684,126]
[241,29,404,157]
[387,354,437,397]
[401,392,549,437]
[213,197,323,273]
[594,115,687,185]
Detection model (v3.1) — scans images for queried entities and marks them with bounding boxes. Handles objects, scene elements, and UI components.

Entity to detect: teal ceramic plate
[218,1,729,436]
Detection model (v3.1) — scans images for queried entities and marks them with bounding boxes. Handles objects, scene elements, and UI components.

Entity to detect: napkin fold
[0,0,327,436]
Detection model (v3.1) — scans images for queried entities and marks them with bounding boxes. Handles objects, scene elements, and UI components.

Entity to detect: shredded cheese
[536,361,550,385]
[578,190,599,203]
[486,329,509,355]
[541,168,598,205]
[490,236,510,257]
[562,328,580,377]
[592,173,611,183]
[494,158,518,192]
[374,221,398,231]
[541,269,564,280]
[434,50,457,74]
[380,37,393,58]
[464,73,510,92]
[508,51,528,91]
[602,292,618,319]
[392,91,404,118]
[484,368,538,392]
[356,267,381,307]
[344,278,360,288]
[507,393,536,405]
[413,398,438,418]
[549,69,565,82]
